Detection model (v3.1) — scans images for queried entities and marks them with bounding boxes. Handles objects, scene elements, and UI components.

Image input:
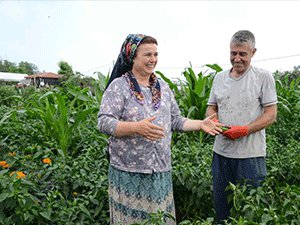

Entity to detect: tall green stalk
[27,88,98,159]
[157,64,222,143]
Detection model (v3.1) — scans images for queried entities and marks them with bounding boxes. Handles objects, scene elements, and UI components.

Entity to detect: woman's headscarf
[106,34,146,88]
[106,34,161,111]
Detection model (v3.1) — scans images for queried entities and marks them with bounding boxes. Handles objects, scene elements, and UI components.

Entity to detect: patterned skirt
[108,165,176,225]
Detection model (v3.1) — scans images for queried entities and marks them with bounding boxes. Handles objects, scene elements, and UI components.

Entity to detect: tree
[0,59,17,72]
[17,61,39,74]
[0,59,39,74]
[57,61,74,80]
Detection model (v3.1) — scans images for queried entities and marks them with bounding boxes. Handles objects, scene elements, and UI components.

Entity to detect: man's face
[230,42,256,75]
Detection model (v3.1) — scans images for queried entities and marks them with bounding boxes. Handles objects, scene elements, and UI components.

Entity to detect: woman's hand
[182,113,224,135]
[115,116,164,140]
[136,116,165,141]
[200,114,224,135]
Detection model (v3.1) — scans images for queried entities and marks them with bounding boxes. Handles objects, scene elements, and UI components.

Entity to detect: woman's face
[132,43,158,77]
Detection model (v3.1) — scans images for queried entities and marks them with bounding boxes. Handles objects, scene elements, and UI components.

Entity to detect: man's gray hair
[231,30,255,49]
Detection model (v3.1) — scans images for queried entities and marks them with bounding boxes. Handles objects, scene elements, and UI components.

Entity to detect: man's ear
[252,48,257,56]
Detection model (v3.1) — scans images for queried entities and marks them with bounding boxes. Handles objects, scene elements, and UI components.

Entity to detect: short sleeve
[261,72,278,107]
[207,76,217,105]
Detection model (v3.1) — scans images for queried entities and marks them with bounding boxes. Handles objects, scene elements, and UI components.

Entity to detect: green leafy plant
[1,64,300,224]
[25,88,98,158]
[227,181,300,225]
[158,64,222,143]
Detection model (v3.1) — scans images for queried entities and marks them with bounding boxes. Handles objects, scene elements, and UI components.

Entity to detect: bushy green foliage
[172,137,214,221]
[266,136,300,185]
[0,65,299,224]
[0,86,18,107]
[0,59,39,74]
[228,181,300,225]
[0,76,110,224]
[0,82,110,224]
[267,71,300,147]
[0,145,109,225]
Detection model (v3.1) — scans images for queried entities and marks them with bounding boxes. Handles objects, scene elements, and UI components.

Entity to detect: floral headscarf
[106,34,161,111]
[106,34,146,88]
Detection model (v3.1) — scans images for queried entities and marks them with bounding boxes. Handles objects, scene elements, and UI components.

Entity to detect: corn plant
[25,87,98,159]
[180,64,222,119]
[92,71,110,106]
[157,64,222,143]
[274,71,300,117]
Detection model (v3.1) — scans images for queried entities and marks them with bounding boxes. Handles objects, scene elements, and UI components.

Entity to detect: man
[206,30,277,223]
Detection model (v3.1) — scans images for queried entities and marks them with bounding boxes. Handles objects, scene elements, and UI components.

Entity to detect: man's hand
[212,118,230,132]
[222,126,249,140]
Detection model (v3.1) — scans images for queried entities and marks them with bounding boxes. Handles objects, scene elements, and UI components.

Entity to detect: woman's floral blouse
[98,75,186,174]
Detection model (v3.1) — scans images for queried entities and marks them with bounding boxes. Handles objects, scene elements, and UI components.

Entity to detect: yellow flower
[42,158,51,164]
[8,152,16,156]
[10,171,26,179]
[72,192,78,196]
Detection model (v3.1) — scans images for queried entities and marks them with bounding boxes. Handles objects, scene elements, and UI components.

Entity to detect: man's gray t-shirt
[208,66,277,158]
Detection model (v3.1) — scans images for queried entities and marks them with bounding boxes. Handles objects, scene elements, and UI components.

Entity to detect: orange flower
[8,152,16,156]
[42,158,51,164]
[0,161,9,168]
[10,171,26,179]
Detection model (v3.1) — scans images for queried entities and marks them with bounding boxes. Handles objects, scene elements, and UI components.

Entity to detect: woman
[98,34,222,224]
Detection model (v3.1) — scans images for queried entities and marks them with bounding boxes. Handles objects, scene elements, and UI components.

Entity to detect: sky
[1,1,300,79]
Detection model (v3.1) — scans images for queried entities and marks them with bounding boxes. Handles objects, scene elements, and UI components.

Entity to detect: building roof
[0,72,28,82]
[25,72,62,79]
